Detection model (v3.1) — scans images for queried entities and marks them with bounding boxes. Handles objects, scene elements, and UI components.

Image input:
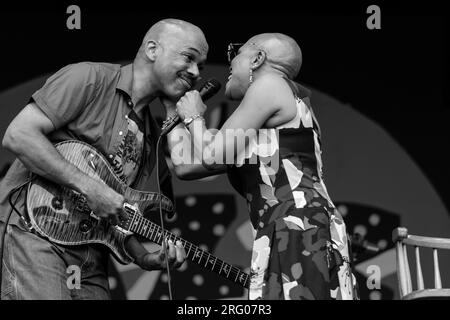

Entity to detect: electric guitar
[26,140,250,289]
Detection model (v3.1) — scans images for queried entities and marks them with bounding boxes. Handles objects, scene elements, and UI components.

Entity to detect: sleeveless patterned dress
[227,78,356,300]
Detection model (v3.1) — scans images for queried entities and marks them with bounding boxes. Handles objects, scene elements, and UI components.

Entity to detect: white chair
[392,227,450,299]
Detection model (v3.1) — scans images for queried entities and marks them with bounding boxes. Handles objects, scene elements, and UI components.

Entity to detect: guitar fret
[136,215,142,231]
[186,243,192,257]
[159,229,164,244]
[218,260,224,275]
[148,226,154,240]
[135,215,141,233]
[195,249,204,264]
[128,210,136,228]
[211,257,217,272]
[234,269,240,282]
[141,218,147,236]
[242,273,249,286]
[164,231,170,242]
[150,223,156,240]
[204,253,211,267]
[191,247,198,262]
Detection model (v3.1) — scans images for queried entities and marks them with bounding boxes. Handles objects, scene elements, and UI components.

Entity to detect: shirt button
[119,131,123,136]
[127,100,133,107]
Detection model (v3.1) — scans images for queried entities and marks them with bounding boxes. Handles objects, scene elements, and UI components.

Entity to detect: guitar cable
[155,133,173,300]
[152,79,221,300]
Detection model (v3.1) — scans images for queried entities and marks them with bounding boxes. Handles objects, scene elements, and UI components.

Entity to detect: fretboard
[124,207,250,289]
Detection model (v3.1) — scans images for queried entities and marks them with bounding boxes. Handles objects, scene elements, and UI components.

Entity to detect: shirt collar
[116,63,133,98]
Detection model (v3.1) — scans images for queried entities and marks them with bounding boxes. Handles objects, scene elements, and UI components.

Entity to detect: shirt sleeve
[31,62,99,129]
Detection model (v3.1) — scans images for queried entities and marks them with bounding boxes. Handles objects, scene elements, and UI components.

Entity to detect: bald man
[0,19,208,300]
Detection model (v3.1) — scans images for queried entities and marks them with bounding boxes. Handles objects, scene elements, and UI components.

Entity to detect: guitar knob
[51,196,64,210]
[79,219,93,233]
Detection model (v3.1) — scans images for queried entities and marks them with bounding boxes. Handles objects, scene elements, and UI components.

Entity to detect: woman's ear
[145,40,158,62]
[251,50,266,70]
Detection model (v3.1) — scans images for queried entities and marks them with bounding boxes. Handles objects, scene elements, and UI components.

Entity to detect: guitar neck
[124,207,250,289]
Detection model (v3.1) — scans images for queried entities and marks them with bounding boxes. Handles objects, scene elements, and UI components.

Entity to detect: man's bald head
[247,33,302,79]
[133,19,208,100]
[137,19,208,59]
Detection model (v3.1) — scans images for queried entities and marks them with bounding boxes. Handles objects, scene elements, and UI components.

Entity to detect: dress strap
[282,76,311,99]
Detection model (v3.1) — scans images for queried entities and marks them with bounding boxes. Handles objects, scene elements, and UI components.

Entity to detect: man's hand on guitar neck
[135,240,186,271]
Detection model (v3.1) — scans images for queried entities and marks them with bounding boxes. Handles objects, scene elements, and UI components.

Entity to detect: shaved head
[247,33,302,79]
[133,19,208,101]
[138,19,208,58]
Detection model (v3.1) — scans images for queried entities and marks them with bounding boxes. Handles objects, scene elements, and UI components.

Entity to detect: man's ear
[251,50,266,70]
[145,40,158,62]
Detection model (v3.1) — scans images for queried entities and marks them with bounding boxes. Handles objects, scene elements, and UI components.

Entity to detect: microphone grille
[205,78,221,91]
[200,78,222,101]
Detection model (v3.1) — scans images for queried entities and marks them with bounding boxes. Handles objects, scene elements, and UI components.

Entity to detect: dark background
[0,1,448,212]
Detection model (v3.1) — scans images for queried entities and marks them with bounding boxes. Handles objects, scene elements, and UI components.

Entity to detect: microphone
[160,78,222,136]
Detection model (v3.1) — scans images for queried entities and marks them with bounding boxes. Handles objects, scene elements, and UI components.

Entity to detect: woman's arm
[167,124,228,180]
[170,74,296,180]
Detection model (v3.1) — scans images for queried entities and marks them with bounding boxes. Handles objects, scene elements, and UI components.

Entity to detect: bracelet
[183,114,204,127]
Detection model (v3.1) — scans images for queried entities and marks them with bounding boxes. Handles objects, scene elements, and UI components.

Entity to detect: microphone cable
[154,78,221,299]
[156,133,173,300]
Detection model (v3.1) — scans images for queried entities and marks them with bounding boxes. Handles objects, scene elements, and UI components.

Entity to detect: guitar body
[26,140,174,264]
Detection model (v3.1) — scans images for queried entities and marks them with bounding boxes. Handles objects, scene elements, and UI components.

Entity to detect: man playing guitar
[0,19,208,300]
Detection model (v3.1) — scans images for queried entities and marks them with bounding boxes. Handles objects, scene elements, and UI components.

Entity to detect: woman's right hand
[176,90,207,121]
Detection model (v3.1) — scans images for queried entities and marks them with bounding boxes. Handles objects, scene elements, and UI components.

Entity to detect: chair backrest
[392,227,450,299]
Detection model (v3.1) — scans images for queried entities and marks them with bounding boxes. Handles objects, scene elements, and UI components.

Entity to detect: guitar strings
[128,211,250,287]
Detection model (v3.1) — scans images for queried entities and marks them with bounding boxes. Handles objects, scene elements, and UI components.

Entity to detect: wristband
[183,114,204,127]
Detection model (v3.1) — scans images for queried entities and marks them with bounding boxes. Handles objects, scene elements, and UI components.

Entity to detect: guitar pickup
[123,203,139,215]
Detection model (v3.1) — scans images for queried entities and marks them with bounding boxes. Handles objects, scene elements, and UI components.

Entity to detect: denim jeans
[0,221,111,300]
